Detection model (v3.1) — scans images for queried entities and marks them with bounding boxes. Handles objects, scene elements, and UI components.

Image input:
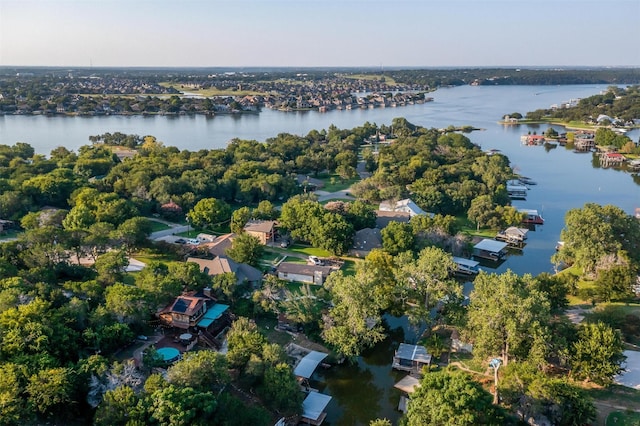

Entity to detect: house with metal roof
[276,262,334,285]
[473,239,508,261]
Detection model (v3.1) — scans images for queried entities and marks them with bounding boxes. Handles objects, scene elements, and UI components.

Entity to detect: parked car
[175,238,186,244]
[308,255,324,266]
[280,239,290,248]
[187,238,200,245]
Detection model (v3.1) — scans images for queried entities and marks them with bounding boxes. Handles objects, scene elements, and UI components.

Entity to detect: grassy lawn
[317,174,360,192]
[255,316,293,347]
[607,411,640,425]
[289,244,332,258]
[132,248,180,264]
[0,230,21,239]
[148,221,171,233]
[342,74,398,85]
[341,259,358,276]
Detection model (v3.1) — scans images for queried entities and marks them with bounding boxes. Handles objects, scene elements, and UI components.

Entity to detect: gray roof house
[350,227,382,257]
[276,262,334,285]
[187,256,263,288]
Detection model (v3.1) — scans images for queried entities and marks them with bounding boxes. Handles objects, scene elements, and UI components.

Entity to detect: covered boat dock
[301,392,332,425]
[473,239,508,261]
[452,256,480,275]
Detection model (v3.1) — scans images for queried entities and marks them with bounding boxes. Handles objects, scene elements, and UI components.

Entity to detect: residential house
[243,220,277,245]
[379,198,427,217]
[375,210,411,229]
[205,233,235,257]
[350,227,382,257]
[187,256,262,288]
[276,262,334,285]
[158,292,213,330]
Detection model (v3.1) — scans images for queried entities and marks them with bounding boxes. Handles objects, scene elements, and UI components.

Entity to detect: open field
[159,82,265,97]
[341,74,398,85]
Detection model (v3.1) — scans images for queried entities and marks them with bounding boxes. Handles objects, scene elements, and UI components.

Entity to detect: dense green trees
[465,271,550,366]
[225,233,264,267]
[554,203,640,301]
[569,321,625,385]
[404,369,508,426]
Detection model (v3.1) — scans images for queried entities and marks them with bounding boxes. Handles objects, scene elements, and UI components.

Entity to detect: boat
[519,208,544,225]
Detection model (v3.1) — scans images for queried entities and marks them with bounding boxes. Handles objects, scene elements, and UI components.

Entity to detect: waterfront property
[519,208,544,225]
[394,375,421,414]
[495,227,529,243]
[507,183,528,199]
[392,343,432,375]
[301,392,332,426]
[294,351,329,381]
[452,256,481,275]
[473,239,508,261]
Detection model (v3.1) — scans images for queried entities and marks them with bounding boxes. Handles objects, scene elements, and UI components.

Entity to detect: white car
[308,255,323,266]
[187,238,200,245]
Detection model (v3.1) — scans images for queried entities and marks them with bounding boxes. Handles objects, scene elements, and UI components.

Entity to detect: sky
[0,0,638,68]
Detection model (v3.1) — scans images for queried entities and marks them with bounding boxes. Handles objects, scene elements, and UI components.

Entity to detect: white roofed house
[276,262,334,286]
[379,198,427,217]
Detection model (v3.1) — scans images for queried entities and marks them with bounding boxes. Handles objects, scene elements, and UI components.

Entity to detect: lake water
[2,84,640,425]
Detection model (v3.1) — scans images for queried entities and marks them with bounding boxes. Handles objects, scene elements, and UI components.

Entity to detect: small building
[375,210,411,229]
[350,227,382,257]
[600,152,626,167]
[452,256,480,275]
[301,392,332,426]
[243,220,277,245]
[379,198,427,217]
[518,209,544,225]
[473,239,508,261]
[495,227,529,243]
[392,343,432,375]
[276,262,334,285]
[507,184,528,199]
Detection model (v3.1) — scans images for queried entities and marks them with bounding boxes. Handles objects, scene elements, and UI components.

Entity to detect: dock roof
[396,343,432,364]
[452,256,480,268]
[474,239,508,253]
[302,392,332,422]
[294,351,329,379]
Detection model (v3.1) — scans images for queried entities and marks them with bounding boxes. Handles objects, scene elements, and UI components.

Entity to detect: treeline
[387,68,640,87]
[525,85,640,123]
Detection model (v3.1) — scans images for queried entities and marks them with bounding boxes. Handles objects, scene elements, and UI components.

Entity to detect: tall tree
[405,369,507,426]
[570,321,625,385]
[465,270,550,366]
[187,198,231,229]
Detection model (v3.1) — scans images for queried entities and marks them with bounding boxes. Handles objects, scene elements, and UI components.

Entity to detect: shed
[301,392,332,425]
[473,239,508,261]
[294,351,329,379]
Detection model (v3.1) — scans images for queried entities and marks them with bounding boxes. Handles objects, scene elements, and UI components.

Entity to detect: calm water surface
[2,85,640,425]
